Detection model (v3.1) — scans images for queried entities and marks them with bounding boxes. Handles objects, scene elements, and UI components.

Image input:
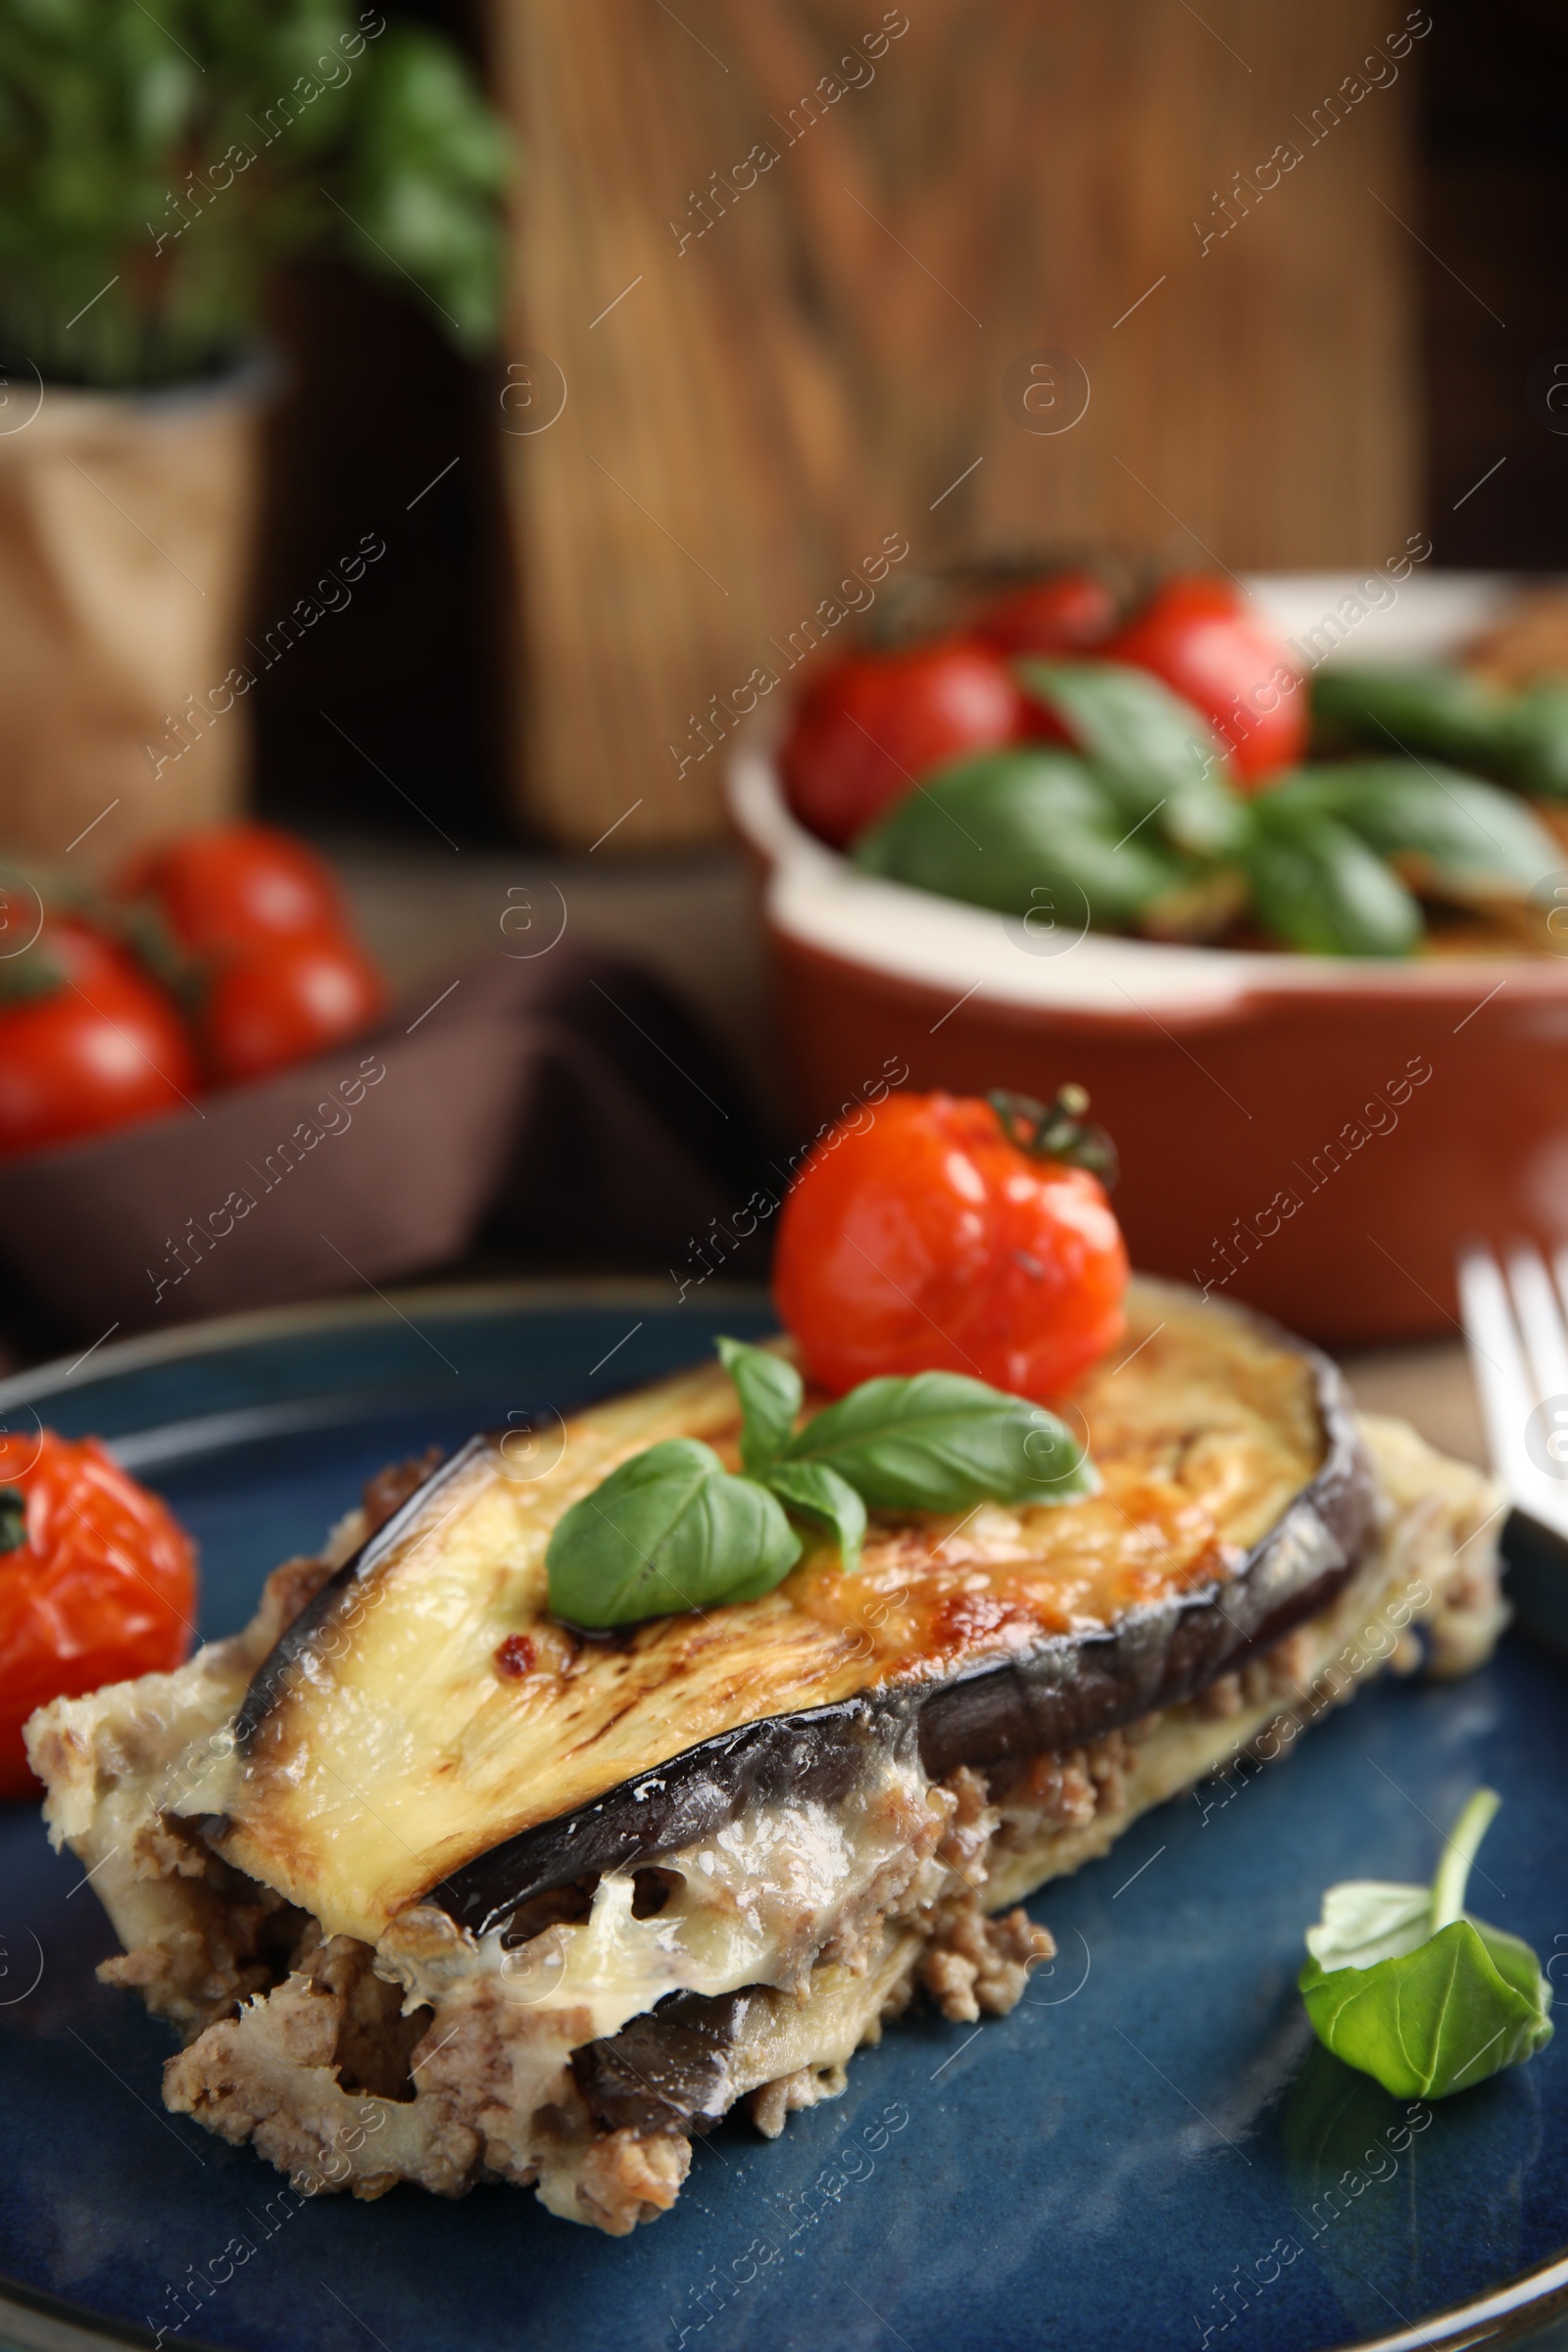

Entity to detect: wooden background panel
[492,0,1422,845]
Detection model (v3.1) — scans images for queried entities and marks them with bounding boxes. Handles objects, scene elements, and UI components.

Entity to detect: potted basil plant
[0,0,508,871]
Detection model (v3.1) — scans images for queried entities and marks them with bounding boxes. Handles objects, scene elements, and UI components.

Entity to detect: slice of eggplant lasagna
[28,1281,1504,2234]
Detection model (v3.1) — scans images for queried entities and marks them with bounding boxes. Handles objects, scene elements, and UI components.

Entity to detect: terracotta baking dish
[728,573,1568,1348]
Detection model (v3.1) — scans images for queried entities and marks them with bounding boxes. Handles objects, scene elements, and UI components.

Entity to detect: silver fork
[1456,1241,1568,1544]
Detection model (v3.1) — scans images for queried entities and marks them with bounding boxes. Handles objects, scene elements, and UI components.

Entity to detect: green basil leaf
[1507,682,1568,798]
[1471,1916,1555,2013]
[1244,797,1421,956]
[1310,665,1517,771]
[761,1460,867,1576]
[1276,761,1559,905]
[1299,1921,1552,2100]
[780,1372,1097,1513]
[1303,1879,1433,1973]
[716,1335,802,1475]
[1017,659,1247,858]
[546,1438,801,1628]
[851,749,1185,929]
[1299,1787,1553,2098]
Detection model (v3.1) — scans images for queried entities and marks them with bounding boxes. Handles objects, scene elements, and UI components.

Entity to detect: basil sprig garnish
[545,1337,1097,1629]
[773,1367,1092,1511]
[545,1438,803,1630]
[1299,1788,1553,2098]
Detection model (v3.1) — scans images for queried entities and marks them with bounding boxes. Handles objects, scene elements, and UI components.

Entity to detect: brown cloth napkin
[0,948,771,1341]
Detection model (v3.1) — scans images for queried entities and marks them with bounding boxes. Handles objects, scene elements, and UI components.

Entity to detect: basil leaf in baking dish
[1242,793,1422,957]
[780,1370,1097,1512]
[547,1438,802,1628]
[1298,1788,1553,2098]
[851,748,1185,929]
[1263,762,1558,906]
[1016,658,1247,859]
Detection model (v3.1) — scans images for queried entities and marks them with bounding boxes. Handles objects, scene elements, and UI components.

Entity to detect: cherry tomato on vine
[0,921,198,1159]
[118,824,346,957]
[974,571,1118,658]
[1102,574,1304,786]
[773,1089,1129,1400]
[1,1430,197,1797]
[199,931,388,1085]
[781,638,1027,848]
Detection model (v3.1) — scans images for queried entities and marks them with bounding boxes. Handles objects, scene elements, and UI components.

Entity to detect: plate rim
[1,1282,1562,2352]
[0,1278,773,1418]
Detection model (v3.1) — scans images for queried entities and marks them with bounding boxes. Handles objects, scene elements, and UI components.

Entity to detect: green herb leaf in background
[546,1438,802,1630]
[1507,682,1568,799]
[1309,665,1568,805]
[1298,1788,1553,2098]
[1017,659,1248,859]
[852,748,1187,930]
[1310,667,1520,773]
[780,1370,1097,1512]
[0,3,510,386]
[1243,793,1422,956]
[1269,762,1559,906]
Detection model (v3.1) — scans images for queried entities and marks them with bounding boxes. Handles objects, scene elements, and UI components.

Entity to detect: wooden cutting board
[490,0,1423,845]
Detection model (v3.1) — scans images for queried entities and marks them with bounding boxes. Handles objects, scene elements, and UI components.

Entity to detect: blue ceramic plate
[1,1287,1566,2352]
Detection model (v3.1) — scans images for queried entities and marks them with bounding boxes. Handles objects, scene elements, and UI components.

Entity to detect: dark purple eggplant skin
[571,1989,756,2134]
[233,1437,491,1749]
[434,1340,1374,1942]
[430,1699,907,1939]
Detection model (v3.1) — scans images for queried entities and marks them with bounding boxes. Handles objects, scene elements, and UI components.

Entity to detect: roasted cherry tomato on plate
[1102,573,1304,786]
[773,1088,1129,1399]
[117,823,346,957]
[781,638,1027,848]
[0,920,198,1159]
[0,1430,196,1797]
[973,571,1118,658]
[199,930,388,1085]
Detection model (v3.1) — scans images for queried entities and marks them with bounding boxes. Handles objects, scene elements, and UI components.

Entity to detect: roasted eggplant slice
[183,1281,1370,1945]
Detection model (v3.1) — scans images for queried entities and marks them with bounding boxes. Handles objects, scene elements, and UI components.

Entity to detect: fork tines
[1457,1241,1568,1543]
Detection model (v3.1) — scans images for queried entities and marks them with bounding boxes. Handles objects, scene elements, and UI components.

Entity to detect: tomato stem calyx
[987,1086,1119,1187]
[0,1488,25,1554]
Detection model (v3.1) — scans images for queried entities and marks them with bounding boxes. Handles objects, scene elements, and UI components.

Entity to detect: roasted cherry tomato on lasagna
[0,920,199,1159]
[773,1088,1128,1399]
[1101,573,1304,786]
[0,1430,197,1797]
[780,638,1026,848]
[117,823,347,958]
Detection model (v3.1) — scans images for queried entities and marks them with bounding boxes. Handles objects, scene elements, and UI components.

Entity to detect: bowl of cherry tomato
[0,823,514,1339]
[730,564,1568,1347]
[0,826,388,1162]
